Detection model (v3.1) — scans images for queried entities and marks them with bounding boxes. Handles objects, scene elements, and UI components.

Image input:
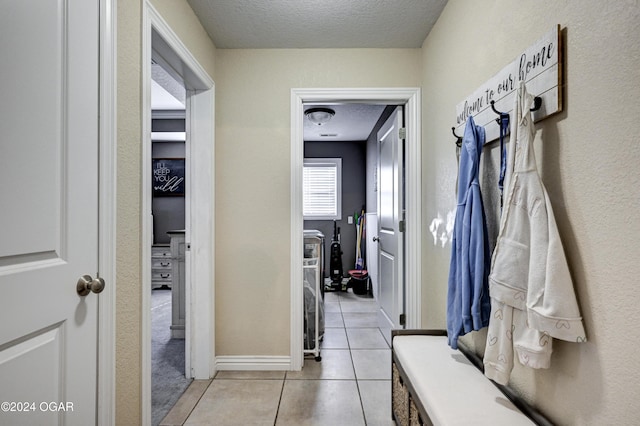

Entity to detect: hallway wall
[116,1,216,423]
[419,1,640,424]
[115,1,640,423]
[214,49,421,357]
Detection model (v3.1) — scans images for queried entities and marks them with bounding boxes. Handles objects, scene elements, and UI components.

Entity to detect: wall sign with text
[152,158,185,196]
[454,25,562,143]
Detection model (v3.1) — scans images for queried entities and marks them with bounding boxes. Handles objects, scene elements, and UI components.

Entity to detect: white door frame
[142,2,216,424]
[290,88,422,370]
[98,0,117,424]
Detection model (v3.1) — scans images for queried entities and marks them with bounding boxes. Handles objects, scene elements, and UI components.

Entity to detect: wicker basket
[409,397,423,425]
[392,362,410,426]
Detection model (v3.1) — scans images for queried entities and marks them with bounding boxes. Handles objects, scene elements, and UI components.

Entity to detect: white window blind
[303,158,341,220]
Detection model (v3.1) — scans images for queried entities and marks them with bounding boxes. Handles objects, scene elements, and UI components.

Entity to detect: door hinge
[399,220,405,232]
[398,127,406,139]
[399,314,406,326]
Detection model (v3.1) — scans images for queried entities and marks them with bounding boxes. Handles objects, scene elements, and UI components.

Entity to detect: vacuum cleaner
[328,220,343,290]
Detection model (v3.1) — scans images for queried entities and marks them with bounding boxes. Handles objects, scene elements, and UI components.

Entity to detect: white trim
[98,0,116,424]
[290,92,305,371]
[186,88,215,379]
[403,91,422,329]
[216,356,291,371]
[143,3,216,424]
[141,6,153,426]
[291,88,422,369]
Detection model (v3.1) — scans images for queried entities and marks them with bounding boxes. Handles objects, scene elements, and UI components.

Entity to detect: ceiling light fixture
[305,107,335,125]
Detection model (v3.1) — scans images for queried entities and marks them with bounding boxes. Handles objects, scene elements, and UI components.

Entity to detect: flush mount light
[305,107,335,125]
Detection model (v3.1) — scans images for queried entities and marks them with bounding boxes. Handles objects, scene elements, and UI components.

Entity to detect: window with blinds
[303,158,342,220]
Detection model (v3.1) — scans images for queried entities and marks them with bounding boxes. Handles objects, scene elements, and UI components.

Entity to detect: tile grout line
[272,374,287,426]
[341,292,370,426]
[160,378,213,426]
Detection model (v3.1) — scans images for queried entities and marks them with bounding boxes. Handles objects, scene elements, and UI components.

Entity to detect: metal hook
[452,127,462,147]
[491,101,508,125]
[491,97,542,114]
[531,96,542,111]
[490,100,504,115]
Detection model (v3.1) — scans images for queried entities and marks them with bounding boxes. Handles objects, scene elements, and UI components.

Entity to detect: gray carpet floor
[152,288,192,426]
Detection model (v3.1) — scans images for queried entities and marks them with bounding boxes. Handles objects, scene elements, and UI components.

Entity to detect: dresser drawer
[152,258,172,269]
[152,270,172,282]
[152,245,172,258]
[152,245,172,289]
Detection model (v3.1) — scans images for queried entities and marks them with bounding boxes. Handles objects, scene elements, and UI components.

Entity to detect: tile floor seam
[342,295,370,426]
[177,379,214,426]
[272,376,287,426]
[352,359,369,425]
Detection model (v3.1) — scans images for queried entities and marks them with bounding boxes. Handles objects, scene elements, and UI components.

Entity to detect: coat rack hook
[452,127,462,147]
[531,96,542,111]
[492,97,542,114]
[490,100,504,115]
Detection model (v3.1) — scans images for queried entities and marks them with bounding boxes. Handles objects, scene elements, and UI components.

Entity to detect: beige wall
[214,49,421,355]
[116,1,216,423]
[420,0,640,424]
[116,1,142,422]
[115,0,640,423]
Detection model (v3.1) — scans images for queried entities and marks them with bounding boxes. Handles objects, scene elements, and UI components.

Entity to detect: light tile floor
[160,289,394,426]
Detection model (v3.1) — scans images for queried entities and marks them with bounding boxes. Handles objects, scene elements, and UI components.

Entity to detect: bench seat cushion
[393,335,534,425]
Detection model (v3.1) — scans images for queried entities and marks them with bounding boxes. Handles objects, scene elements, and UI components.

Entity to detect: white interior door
[0,2,100,425]
[377,107,404,340]
[365,213,379,301]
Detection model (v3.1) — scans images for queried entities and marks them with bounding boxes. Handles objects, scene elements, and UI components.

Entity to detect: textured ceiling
[304,104,387,142]
[186,0,448,49]
[154,1,449,140]
[151,62,185,110]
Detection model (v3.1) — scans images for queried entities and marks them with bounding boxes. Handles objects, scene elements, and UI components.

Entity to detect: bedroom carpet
[152,288,192,426]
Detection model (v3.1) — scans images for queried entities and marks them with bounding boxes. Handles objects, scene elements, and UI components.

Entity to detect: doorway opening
[142,4,216,425]
[301,103,400,370]
[291,88,422,371]
[150,59,189,424]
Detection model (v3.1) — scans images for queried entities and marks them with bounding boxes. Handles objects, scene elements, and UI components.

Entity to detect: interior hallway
[159,289,394,425]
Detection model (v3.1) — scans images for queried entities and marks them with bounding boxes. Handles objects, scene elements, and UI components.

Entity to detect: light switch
[348,216,353,225]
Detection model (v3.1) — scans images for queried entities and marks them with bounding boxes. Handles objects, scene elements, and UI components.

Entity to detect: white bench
[391,330,552,426]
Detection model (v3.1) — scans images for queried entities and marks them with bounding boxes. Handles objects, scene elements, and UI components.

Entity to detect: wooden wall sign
[454,25,562,143]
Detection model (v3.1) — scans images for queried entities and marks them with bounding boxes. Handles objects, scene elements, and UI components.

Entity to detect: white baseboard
[215,356,292,371]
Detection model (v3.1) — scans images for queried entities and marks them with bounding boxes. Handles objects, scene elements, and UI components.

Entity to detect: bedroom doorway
[143,4,216,425]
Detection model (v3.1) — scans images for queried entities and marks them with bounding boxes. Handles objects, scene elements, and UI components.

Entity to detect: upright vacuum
[329,220,343,290]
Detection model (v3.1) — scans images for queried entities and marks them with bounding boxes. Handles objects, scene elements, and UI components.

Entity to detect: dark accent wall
[304,141,366,279]
[152,116,185,244]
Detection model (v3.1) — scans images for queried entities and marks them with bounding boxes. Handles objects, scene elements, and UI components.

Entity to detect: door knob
[77,274,106,296]
[372,236,380,242]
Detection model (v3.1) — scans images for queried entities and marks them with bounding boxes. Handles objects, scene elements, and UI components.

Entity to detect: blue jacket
[447,116,492,349]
